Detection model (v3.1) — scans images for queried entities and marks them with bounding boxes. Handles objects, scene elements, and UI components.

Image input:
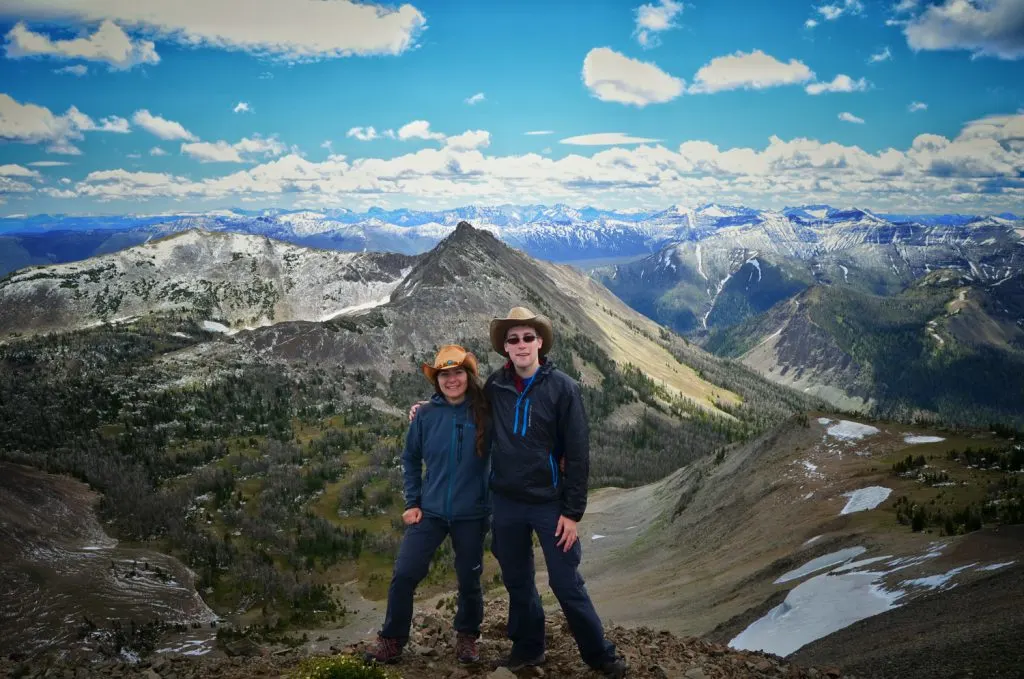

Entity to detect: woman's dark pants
[380,516,487,641]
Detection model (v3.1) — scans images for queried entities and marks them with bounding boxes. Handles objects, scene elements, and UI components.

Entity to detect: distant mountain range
[591,208,1024,424]
[2,204,1020,278]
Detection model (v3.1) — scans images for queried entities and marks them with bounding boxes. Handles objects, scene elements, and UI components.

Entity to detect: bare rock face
[0,229,417,338]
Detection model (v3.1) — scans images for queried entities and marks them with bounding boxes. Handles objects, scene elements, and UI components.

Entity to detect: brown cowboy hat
[489,306,554,357]
[421,344,480,383]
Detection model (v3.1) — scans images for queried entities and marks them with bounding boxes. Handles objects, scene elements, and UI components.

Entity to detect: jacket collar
[496,357,554,386]
[429,392,472,409]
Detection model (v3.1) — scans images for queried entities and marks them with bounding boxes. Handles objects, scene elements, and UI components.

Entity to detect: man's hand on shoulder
[555,515,578,552]
[408,400,429,422]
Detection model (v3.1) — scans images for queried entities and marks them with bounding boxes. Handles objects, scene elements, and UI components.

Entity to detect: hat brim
[421,351,479,384]
[489,315,553,357]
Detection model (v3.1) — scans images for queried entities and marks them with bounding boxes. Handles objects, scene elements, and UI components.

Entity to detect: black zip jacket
[484,359,590,521]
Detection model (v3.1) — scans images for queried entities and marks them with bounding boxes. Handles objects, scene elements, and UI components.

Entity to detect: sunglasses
[505,334,537,345]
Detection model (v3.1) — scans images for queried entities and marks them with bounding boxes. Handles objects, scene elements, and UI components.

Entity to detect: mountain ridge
[0,228,418,338]
[2,204,1020,276]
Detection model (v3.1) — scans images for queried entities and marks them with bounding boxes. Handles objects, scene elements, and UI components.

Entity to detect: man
[483,306,627,677]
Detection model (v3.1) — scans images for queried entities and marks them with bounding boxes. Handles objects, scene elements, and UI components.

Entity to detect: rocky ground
[2,600,855,679]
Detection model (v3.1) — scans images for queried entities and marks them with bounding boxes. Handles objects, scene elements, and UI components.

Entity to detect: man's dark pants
[490,492,616,668]
[381,516,487,641]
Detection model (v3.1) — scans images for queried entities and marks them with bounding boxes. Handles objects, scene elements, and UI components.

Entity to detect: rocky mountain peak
[389,221,516,297]
[448,219,499,246]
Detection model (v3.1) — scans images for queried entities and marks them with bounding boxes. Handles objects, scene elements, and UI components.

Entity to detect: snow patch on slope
[840,486,892,515]
[826,421,880,440]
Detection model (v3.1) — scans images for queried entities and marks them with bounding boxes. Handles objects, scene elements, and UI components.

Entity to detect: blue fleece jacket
[402,393,490,521]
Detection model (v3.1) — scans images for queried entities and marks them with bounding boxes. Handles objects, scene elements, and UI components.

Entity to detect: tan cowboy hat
[421,344,480,383]
[489,306,554,357]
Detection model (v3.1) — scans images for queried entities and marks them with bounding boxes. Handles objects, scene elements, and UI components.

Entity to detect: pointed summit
[389,220,540,301]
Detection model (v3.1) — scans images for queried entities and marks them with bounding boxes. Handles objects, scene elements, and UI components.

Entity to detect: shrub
[291,654,400,679]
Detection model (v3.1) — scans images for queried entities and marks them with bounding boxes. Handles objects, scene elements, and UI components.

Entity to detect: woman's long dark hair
[434,371,490,457]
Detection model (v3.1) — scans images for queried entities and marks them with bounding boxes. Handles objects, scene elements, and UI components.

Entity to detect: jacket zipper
[446,413,457,520]
[513,374,537,435]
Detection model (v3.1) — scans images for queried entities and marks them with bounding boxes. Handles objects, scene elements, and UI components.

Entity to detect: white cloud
[816,0,864,21]
[560,132,663,146]
[347,126,381,142]
[445,130,490,151]
[582,47,685,106]
[869,46,892,63]
[689,50,815,93]
[0,171,38,196]
[94,115,130,133]
[894,0,919,12]
[0,164,40,178]
[182,135,287,163]
[233,136,287,157]
[321,140,333,151]
[181,141,243,163]
[28,161,70,167]
[957,112,1024,145]
[464,92,485,105]
[5,0,427,61]
[46,140,82,155]
[28,112,1024,214]
[806,74,870,94]
[818,5,844,20]
[0,93,76,148]
[839,112,865,124]
[525,130,554,136]
[4,20,158,69]
[904,0,1024,60]
[909,101,928,112]
[132,110,197,141]
[54,64,88,76]
[258,71,274,80]
[150,146,167,156]
[634,0,683,48]
[805,18,819,28]
[0,93,125,155]
[397,120,446,142]
[233,101,251,114]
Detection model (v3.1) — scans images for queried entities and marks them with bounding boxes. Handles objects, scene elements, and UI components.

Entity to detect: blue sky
[0,0,1022,215]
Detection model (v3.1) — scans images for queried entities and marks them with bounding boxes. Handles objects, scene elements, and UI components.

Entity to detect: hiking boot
[594,654,629,678]
[364,635,403,664]
[455,633,480,663]
[494,649,545,671]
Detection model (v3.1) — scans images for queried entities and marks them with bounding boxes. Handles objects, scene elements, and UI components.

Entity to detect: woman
[365,344,491,665]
